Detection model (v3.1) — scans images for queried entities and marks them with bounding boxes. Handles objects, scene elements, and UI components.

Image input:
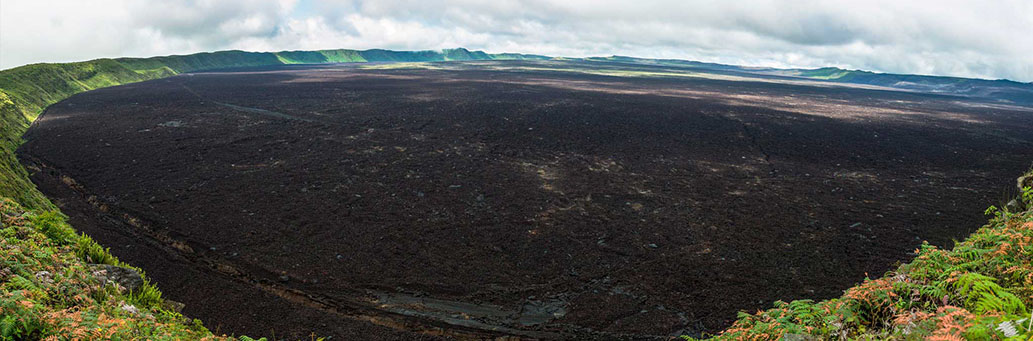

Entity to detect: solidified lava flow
[18,60,1033,339]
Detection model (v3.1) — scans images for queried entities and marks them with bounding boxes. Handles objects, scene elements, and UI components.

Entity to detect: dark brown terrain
[17,60,1033,339]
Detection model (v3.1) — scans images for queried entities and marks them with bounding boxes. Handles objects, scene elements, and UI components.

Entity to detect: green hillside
[274,50,366,64]
[0,59,168,210]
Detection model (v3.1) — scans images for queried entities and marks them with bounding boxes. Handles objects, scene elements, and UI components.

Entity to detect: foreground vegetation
[696,175,1033,340]
[0,198,237,339]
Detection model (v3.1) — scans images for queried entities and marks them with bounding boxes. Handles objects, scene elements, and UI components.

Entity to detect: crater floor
[19,60,1033,338]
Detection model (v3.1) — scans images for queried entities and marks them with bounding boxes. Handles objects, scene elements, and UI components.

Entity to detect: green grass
[0,60,161,211]
[0,198,238,340]
[274,50,364,64]
[0,57,197,211]
[797,67,855,80]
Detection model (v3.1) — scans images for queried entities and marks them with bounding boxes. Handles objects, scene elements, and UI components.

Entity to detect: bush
[29,210,75,245]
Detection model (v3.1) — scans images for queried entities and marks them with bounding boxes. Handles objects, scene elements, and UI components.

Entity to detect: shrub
[29,210,75,245]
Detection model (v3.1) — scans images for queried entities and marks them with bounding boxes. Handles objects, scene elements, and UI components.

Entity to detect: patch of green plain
[359,62,443,70]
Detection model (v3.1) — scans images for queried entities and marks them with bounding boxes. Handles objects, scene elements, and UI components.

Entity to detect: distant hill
[781,67,1033,105]
[112,47,549,75]
[587,56,1033,106]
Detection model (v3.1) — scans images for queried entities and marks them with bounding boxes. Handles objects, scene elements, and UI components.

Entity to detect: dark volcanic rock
[18,60,1033,338]
[89,264,144,292]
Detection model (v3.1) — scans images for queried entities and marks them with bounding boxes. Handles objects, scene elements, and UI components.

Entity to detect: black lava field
[18,60,1033,339]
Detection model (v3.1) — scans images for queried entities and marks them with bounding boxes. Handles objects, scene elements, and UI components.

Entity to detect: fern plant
[953,272,1027,315]
[1023,186,1032,207]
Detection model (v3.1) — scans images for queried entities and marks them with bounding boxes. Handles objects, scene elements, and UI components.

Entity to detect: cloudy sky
[2,0,1032,81]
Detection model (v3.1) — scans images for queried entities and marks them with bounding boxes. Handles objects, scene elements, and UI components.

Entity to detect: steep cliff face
[0,59,166,209]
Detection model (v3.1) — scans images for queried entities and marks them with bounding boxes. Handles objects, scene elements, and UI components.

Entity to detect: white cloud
[2,0,1031,81]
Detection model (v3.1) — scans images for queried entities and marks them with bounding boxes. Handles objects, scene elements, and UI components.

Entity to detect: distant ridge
[110,47,549,75]
[8,47,1031,106]
[780,66,1033,104]
[587,55,1033,105]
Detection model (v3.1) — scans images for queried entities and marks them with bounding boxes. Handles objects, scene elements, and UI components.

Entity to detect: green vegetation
[489,52,551,60]
[695,177,1033,340]
[0,198,230,339]
[274,50,365,64]
[0,59,166,210]
[797,67,855,80]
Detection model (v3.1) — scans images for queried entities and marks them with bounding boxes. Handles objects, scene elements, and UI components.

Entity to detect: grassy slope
[0,59,167,210]
[0,198,231,339]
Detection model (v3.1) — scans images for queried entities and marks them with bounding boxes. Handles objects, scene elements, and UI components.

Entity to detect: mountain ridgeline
[787,67,1033,105]
[114,47,548,75]
[592,55,1033,106]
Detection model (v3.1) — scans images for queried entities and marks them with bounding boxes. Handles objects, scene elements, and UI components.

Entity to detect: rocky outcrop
[89,264,144,292]
[1008,174,1033,212]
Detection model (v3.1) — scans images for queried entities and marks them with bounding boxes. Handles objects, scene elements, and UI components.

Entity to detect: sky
[2,0,1032,82]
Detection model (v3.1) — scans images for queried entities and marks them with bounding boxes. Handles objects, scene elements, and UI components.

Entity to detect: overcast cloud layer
[2,0,1032,81]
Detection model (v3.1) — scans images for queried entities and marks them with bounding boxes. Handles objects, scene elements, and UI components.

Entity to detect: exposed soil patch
[18,60,1033,339]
